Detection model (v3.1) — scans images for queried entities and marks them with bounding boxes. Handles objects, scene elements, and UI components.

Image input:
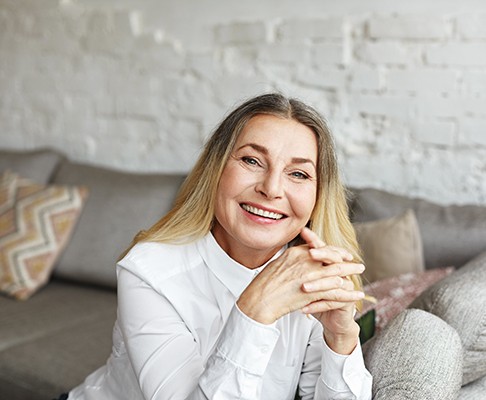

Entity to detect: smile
[241,204,285,220]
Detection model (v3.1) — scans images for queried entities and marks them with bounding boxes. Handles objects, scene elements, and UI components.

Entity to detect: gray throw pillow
[409,251,486,385]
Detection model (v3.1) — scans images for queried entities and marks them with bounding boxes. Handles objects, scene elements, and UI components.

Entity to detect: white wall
[1,0,486,205]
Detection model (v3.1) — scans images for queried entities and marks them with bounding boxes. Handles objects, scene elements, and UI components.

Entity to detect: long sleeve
[299,320,372,400]
[117,268,280,400]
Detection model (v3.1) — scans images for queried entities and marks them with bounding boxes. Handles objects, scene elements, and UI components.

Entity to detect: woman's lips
[240,203,286,220]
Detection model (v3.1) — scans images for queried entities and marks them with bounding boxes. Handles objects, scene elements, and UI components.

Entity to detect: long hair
[119,93,362,290]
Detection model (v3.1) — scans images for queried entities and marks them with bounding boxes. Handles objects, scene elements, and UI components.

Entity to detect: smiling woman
[65,93,372,400]
[212,114,319,269]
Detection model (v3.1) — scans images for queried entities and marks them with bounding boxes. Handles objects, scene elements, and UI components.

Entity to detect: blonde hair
[120,93,363,292]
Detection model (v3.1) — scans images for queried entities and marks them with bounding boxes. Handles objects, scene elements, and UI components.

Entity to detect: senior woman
[67,93,372,399]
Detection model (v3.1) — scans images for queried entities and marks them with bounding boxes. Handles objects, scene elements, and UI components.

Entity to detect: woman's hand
[300,228,363,355]
[236,228,364,355]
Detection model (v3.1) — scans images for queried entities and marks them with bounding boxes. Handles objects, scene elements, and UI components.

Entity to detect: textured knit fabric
[410,250,486,385]
[362,308,462,400]
[457,375,486,400]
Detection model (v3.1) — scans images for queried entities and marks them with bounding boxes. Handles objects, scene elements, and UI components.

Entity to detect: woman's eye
[290,171,309,180]
[242,156,259,166]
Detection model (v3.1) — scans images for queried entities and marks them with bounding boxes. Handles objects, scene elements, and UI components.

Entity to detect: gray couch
[1,149,485,399]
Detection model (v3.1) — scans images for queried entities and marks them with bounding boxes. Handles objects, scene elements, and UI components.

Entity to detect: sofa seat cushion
[0,149,63,185]
[410,251,486,385]
[51,161,186,288]
[351,188,486,269]
[0,280,116,399]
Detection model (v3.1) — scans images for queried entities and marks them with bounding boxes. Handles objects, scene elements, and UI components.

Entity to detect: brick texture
[1,1,485,205]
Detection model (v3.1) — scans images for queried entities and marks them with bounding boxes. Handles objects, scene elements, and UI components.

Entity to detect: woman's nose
[255,170,283,199]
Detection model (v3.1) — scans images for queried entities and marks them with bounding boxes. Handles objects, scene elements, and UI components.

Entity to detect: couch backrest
[351,188,486,270]
[0,149,64,184]
[51,160,186,289]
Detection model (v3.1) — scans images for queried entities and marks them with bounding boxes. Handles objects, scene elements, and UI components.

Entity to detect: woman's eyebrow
[236,143,316,169]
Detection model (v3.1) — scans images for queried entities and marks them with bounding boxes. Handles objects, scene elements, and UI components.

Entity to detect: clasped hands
[237,227,365,355]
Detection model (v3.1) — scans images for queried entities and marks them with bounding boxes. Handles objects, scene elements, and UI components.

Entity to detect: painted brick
[463,97,486,117]
[354,41,419,65]
[387,69,457,92]
[462,71,486,94]
[351,94,414,119]
[258,44,310,64]
[222,46,258,75]
[414,120,456,146]
[369,15,449,40]
[426,43,486,66]
[416,94,464,118]
[456,14,486,39]
[460,118,486,146]
[349,66,381,91]
[3,1,486,205]
[296,66,347,90]
[313,43,349,65]
[215,21,266,45]
[277,18,344,42]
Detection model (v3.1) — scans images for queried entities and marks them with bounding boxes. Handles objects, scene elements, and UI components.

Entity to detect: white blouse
[69,233,372,400]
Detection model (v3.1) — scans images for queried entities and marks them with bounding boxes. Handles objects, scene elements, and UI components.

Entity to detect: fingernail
[357,291,365,298]
[303,282,314,292]
[358,264,365,272]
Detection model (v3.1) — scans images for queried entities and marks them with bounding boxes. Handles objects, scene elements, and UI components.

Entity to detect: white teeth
[241,204,284,220]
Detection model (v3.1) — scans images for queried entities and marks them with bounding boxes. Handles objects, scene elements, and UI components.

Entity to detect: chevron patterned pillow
[0,171,89,300]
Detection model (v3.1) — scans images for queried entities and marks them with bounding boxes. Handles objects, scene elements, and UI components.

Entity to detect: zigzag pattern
[0,171,88,300]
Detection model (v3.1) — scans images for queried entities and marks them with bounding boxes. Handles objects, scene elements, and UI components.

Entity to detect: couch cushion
[51,161,186,288]
[351,188,486,269]
[409,251,486,385]
[0,171,89,300]
[363,309,462,399]
[354,209,425,283]
[0,149,64,185]
[0,280,116,399]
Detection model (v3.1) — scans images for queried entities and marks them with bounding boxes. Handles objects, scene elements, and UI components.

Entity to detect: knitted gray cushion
[457,374,486,400]
[363,309,462,400]
[410,251,486,385]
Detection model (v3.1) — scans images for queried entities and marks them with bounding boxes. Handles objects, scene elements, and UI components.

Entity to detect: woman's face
[212,114,318,268]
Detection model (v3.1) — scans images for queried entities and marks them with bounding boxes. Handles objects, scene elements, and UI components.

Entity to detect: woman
[67,93,372,399]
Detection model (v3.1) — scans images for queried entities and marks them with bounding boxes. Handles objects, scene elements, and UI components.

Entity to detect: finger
[309,246,353,263]
[306,287,365,304]
[302,276,344,293]
[307,262,365,279]
[302,300,353,314]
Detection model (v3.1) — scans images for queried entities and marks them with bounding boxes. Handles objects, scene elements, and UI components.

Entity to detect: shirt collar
[197,232,286,298]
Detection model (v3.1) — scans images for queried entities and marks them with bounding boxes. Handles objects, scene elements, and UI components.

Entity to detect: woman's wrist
[236,295,275,325]
[323,321,360,355]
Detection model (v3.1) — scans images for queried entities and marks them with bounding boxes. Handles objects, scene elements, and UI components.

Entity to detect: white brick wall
[1,0,486,205]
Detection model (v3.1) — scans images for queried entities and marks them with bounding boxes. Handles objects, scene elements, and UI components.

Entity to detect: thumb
[300,227,326,249]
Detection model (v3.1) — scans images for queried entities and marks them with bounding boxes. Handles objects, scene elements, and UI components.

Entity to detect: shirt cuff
[321,338,370,394]
[215,304,280,376]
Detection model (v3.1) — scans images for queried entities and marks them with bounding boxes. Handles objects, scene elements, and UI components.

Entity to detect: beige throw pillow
[0,171,88,300]
[354,209,425,283]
